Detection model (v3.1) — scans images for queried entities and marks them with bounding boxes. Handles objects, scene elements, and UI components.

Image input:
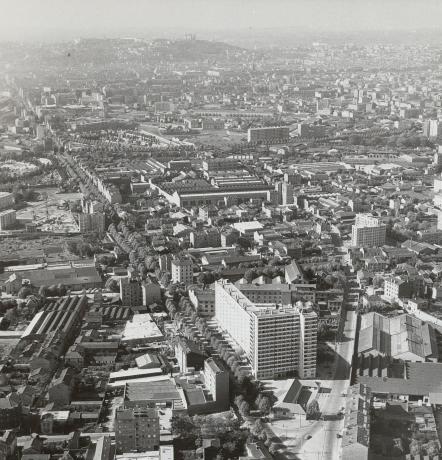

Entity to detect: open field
[192,130,246,150]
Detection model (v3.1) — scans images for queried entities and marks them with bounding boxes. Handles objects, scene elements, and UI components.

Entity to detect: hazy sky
[1,0,441,41]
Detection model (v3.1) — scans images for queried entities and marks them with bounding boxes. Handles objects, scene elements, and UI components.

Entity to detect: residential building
[188,288,215,317]
[214,281,317,379]
[0,210,16,231]
[203,358,229,410]
[142,282,162,306]
[93,436,112,460]
[120,278,143,307]
[190,228,221,248]
[247,126,290,144]
[351,214,386,247]
[423,119,441,138]
[0,399,21,429]
[0,431,16,460]
[0,193,14,211]
[175,337,206,372]
[383,275,424,302]
[77,212,105,233]
[281,182,294,205]
[171,257,193,285]
[115,407,160,453]
[342,384,371,460]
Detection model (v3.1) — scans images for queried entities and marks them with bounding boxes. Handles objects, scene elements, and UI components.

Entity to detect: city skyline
[1,0,442,42]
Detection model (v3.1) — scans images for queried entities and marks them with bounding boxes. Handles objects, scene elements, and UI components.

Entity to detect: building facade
[0,192,14,211]
[115,407,160,453]
[77,212,105,233]
[171,257,193,285]
[247,126,290,144]
[351,214,386,247]
[0,210,16,230]
[120,278,143,306]
[214,281,317,379]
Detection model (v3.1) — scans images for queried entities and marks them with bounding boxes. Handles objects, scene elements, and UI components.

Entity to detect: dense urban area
[0,32,442,460]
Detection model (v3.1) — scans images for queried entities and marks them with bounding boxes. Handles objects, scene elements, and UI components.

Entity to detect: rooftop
[121,313,164,342]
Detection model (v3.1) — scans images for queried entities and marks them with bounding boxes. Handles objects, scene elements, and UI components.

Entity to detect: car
[336,434,342,438]
[304,434,312,440]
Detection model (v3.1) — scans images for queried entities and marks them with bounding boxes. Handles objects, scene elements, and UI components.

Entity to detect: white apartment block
[351,213,386,247]
[438,211,442,231]
[171,258,193,285]
[215,281,317,379]
[188,288,215,317]
[0,209,16,230]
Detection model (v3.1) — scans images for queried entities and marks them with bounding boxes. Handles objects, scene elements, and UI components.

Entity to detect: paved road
[294,306,357,460]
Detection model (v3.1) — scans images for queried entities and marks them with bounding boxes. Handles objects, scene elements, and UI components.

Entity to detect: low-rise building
[342,384,371,460]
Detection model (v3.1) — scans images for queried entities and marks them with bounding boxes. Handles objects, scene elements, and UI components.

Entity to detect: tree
[18,286,32,299]
[425,440,439,456]
[97,254,115,266]
[306,399,321,420]
[171,414,195,438]
[269,442,279,455]
[258,396,272,414]
[251,419,265,437]
[198,271,215,286]
[244,268,257,283]
[4,307,18,323]
[409,439,422,456]
[221,349,231,361]
[239,400,250,417]
[106,278,120,293]
[230,360,240,373]
[318,322,333,341]
[194,437,202,448]
[234,395,245,407]
[237,236,251,251]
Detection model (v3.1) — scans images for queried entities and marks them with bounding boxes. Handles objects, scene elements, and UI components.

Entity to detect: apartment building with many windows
[351,213,386,248]
[214,281,317,379]
[115,407,159,453]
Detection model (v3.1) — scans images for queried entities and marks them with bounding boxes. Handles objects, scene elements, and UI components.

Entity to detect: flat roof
[121,313,164,342]
[110,368,163,380]
[135,353,161,369]
[125,379,181,402]
[0,209,15,218]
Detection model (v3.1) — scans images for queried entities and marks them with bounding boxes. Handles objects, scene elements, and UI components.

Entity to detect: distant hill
[149,38,244,60]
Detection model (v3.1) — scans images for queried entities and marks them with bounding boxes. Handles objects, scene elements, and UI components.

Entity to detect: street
[290,307,357,460]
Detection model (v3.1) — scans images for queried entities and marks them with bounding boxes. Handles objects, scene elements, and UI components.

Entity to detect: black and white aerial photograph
[0,0,442,459]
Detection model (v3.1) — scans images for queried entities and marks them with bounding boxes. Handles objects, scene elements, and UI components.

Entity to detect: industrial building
[21,295,88,351]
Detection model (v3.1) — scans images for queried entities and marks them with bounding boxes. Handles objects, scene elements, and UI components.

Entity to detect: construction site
[16,187,81,233]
